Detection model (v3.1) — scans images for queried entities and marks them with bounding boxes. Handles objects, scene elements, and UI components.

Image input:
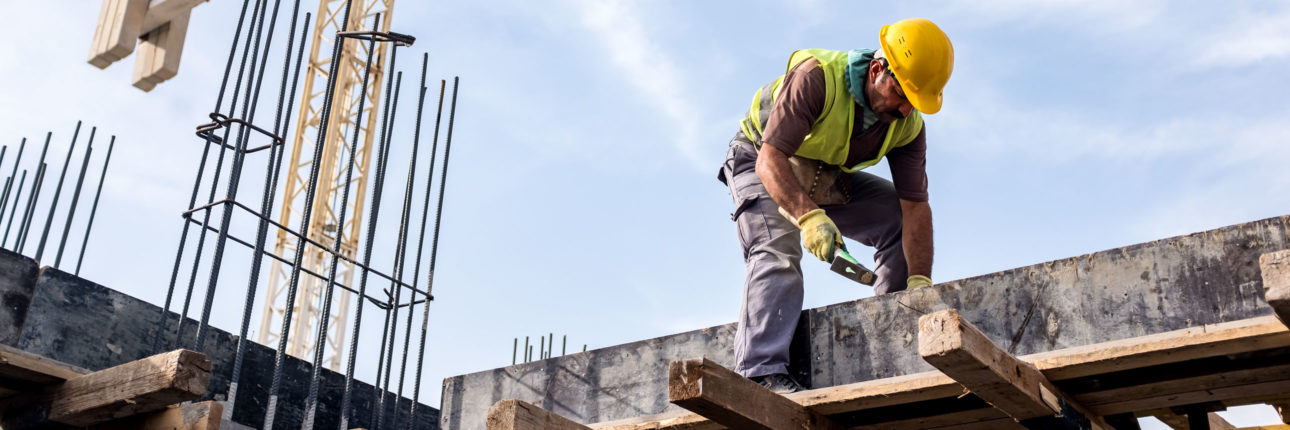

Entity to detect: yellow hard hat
[879,18,954,114]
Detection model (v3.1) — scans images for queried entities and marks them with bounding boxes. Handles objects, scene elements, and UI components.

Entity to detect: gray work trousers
[719,137,909,379]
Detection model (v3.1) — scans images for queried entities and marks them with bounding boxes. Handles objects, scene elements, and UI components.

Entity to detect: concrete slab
[440,215,1290,429]
[0,255,439,429]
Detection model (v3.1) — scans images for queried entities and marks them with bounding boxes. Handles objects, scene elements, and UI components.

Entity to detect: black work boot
[750,373,803,394]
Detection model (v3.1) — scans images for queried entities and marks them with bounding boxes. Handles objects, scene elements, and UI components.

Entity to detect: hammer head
[830,249,876,285]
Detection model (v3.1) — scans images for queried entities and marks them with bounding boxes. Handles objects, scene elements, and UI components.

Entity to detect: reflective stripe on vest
[740,49,924,172]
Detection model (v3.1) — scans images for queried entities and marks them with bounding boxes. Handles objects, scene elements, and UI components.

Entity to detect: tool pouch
[786,156,850,206]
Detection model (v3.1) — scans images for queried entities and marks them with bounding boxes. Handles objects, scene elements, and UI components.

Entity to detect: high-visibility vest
[739,49,924,172]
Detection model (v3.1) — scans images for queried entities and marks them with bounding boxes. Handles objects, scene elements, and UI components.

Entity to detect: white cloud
[567,1,710,171]
[1192,8,1290,68]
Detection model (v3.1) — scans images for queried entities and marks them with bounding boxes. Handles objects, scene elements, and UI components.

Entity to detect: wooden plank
[860,407,1020,430]
[1263,250,1290,327]
[1093,380,1290,416]
[90,0,150,67]
[486,399,590,430]
[668,357,845,430]
[0,344,90,392]
[1230,426,1290,430]
[88,400,222,430]
[1149,409,1235,430]
[142,0,206,34]
[89,0,117,68]
[919,309,1107,429]
[1270,400,1290,424]
[1077,363,1290,409]
[589,316,1290,430]
[48,349,211,426]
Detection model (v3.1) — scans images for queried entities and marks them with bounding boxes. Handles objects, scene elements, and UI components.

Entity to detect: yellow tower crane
[258,0,396,371]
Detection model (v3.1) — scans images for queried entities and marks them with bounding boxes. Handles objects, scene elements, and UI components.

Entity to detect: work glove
[907,275,933,290]
[784,208,843,262]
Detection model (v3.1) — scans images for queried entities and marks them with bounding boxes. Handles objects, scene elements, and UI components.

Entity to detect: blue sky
[2,1,1289,427]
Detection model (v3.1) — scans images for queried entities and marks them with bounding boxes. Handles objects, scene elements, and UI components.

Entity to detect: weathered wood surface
[88,400,223,430]
[591,316,1290,430]
[0,343,89,394]
[48,349,210,426]
[919,309,1107,429]
[667,357,844,430]
[487,399,590,430]
[1264,251,1290,327]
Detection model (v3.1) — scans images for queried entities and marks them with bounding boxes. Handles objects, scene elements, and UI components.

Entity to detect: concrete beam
[444,216,1290,429]
[1262,250,1290,327]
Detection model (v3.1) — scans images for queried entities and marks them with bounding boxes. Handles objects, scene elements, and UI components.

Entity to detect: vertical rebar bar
[35,123,85,261]
[512,338,518,365]
[391,52,433,430]
[193,0,287,353]
[0,138,19,227]
[153,0,258,354]
[166,0,269,352]
[17,163,48,253]
[17,133,53,252]
[75,138,113,276]
[339,52,403,430]
[375,65,427,430]
[563,335,567,356]
[2,170,27,248]
[226,5,307,418]
[301,13,380,429]
[262,1,354,427]
[53,135,95,268]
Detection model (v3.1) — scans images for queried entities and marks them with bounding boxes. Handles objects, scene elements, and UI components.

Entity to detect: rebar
[262,1,355,427]
[341,60,404,429]
[153,0,259,351]
[0,138,24,227]
[2,170,28,247]
[193,0,287,353]
[301,13,381,429]
[53,133,96,268]
[35,123,85,261]
[225,4,308,417]
[16,133,53,252]
[393,53,433,430]
[75,137,114,276]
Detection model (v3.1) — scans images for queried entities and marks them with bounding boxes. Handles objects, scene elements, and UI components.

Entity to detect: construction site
[2,1,1289,430]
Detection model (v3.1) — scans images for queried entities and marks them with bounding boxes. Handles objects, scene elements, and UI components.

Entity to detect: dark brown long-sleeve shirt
[760,58,929,202]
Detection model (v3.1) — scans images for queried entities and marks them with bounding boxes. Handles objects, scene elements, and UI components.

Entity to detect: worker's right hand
[794,208,843,262]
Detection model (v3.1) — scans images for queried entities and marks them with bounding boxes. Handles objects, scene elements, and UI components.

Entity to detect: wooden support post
[88,400,222,430]
[48,349,210,426]
[1103,413,1142,430]
[1262,250,1290,327]
[486,399,590,430]
[919,309,1109,430]
[667,357,844,430]
[89,0,150,68]
[131,10,189,91]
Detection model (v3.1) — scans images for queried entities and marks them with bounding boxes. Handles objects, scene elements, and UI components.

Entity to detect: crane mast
[258,0,396,371]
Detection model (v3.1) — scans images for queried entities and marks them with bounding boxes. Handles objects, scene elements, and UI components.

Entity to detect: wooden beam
[919,309,1108,429]
[1149,408,1235,430]
[1230,426,1290,430]
[141,0,206,34]
[1269,401,1290,424]
[589,316,1290,430]
[1077,363,1290,413]
[48,349,211,426]
[88,0,150,68]
[88,401,222,430]
[0,344,89,394]
[132,10,189,91]
[486,399,590,430]
[1263,250,1290,327]
[668,357,844,430]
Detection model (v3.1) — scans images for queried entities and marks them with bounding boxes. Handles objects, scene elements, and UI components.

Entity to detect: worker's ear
[867,59,884,83]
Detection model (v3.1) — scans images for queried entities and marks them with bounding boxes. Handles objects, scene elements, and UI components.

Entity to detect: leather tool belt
[786,156,850,206]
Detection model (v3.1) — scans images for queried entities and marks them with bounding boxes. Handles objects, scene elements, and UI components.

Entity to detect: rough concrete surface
[0,257,439,429]
[440,215,1289,429]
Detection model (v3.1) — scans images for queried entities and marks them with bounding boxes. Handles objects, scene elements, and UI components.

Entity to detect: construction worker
[717,18,953,394]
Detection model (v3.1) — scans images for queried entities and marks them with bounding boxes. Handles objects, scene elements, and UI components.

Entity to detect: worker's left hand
[907,275,933,290]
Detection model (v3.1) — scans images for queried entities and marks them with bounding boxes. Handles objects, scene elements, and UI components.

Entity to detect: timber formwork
[455,216,1290,430]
